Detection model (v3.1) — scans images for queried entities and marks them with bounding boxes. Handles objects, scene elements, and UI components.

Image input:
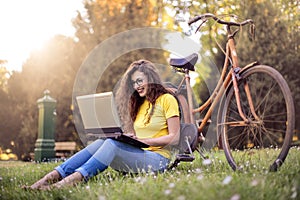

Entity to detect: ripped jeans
[55,139,170,180]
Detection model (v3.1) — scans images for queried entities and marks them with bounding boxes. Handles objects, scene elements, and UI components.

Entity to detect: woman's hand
[123,133,138,139]
[139,116,180,146]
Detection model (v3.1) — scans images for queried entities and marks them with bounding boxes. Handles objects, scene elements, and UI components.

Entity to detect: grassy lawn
[0,147,299,200]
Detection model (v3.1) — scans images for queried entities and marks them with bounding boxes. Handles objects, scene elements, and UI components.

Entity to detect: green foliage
[0,65,21,154]
[3,36,81,158]
[73,0,167,93]
[166,0,300,132]
[0,0,169,158]
[0,0,299,159]
[163,0,242,105]
[235,0,300,133]
[0,148,299,199]
[0,65,9,91]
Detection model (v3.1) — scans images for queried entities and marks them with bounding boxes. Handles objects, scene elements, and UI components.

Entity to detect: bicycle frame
[176,13,296,172]
[175,23,260,135]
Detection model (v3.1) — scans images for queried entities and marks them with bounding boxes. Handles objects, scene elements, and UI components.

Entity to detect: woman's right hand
[123,133,138,139]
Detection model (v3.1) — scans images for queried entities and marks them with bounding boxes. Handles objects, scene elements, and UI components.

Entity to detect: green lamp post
[34,90,56,162]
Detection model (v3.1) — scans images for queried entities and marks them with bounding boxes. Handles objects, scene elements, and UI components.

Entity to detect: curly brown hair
[115,59,171,132]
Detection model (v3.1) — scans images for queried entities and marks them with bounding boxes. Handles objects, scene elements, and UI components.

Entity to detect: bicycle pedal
[198,133,205,142]
[176,154,195,162]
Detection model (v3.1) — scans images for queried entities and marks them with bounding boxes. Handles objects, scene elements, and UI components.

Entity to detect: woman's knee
[102,138,133,151]
[101,139,121,150]
[85,139,105,153]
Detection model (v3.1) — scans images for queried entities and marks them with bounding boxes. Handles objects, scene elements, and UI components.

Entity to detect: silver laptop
[76,92,149,148]
[76,92,122,133]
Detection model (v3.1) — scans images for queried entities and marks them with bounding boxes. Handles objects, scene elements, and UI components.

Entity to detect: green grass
[1,147,300,200]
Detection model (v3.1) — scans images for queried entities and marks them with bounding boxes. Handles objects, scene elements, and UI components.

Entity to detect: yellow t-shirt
[134,93,179,158]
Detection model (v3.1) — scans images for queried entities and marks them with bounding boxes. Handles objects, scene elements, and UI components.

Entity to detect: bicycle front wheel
[220,65,295,171]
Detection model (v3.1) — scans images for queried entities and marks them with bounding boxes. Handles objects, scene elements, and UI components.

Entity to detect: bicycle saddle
[169,53,198,71]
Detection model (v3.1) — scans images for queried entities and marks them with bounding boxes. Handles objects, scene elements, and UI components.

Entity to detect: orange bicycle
[169,13,295,171]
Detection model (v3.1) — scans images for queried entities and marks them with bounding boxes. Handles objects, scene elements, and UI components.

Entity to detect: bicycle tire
[219,65,295,171]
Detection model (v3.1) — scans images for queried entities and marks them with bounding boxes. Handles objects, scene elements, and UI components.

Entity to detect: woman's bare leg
[28,170,61,189]
[40,171,83,190]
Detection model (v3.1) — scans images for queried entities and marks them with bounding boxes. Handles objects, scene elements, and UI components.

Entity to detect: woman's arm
[138,116,180,147]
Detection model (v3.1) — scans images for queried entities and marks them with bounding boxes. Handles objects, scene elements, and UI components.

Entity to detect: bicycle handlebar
[188,13,253,27]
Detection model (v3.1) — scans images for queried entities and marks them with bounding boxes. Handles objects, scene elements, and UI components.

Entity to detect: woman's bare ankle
[45,170,61,183]
[29,170,61,189]
[52,172,83,189]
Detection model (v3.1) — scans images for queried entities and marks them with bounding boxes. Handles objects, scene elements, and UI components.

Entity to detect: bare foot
[24,171,83,190]
[23,170,61,190]
[50,172,83,189]
[37,184,52,191]
[28,178,49,189]
[21,185,32,191]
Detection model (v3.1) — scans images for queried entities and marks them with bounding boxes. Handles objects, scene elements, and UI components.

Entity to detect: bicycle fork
[228,35,260,125]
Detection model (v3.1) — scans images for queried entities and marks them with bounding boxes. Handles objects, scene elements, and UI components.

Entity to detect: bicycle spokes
[220,65,294,171]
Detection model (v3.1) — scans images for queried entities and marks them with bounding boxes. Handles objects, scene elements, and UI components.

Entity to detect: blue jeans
[55,139,170,180]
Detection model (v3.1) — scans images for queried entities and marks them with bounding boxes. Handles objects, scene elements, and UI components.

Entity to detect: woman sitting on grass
[24,59,180,190]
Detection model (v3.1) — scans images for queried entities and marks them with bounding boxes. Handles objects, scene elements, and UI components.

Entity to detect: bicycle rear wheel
[220,65,295,171]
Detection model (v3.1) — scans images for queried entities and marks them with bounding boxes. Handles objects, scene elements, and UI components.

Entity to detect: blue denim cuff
[54,166,67,178]
[75,167,89,181]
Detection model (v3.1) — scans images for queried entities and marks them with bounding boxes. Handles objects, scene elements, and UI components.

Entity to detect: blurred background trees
[0,0,298,159]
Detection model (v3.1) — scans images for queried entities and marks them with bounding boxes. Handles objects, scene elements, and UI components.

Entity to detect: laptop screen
[76,92,149,148]
[76,92,122,131]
